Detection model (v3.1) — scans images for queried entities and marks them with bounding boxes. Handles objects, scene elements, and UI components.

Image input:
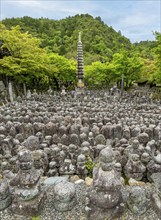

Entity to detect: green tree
[47,53,77,90]
[112,51,143,88]
[152,32,161,83]
[0,23,50,91]
[0,23,78,92]
[139,58,157,83]
[2,14,132,64]
[84,61,115,88]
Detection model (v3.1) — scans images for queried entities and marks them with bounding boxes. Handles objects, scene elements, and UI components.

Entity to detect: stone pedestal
[11,192,45,216]
[77,79,84,88]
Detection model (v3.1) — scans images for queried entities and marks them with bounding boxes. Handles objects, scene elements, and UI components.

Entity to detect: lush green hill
[1,14,160,92]
[2,14,132,64]
[133,40,157,60]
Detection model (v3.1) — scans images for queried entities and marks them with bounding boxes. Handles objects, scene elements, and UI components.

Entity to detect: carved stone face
[18,149,33,170]
[18,149,32,162]
[54,182,76,211]
[99,147,115,171]
[19,161,32,170]
[141,152,150,164]
[99,147,114,164]
[77,154,86,167]
[131,154,140,162]
[100,162,115,171]
[132,140,139,149]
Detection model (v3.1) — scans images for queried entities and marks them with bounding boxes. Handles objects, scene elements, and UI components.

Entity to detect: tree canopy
[2,14,132,64]
[0,23,77,92]
[0,14,160,93]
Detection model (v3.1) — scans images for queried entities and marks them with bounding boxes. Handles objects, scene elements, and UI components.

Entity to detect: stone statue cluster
[0,89,161,219]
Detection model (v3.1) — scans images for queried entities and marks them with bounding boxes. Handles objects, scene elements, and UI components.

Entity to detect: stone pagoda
[77,32,84,88]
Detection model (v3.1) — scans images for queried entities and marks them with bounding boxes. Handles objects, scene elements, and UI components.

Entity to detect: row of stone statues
[0,91,161,218]
[1,146,160,219]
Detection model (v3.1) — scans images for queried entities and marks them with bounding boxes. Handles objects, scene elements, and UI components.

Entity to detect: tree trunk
[1,74,9,88]
[23,83,27,96]
[53,77,60,90]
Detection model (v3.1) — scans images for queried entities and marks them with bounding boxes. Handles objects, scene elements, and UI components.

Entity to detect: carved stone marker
[0,179,12,211]
[54,181,76,212]
[86,146,125,219]
[9,149,46,216]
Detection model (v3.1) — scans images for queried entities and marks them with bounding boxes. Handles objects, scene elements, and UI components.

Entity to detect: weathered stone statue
[124,154,146,181]
[53,181,76,212]
[9,149,46,216]
[86,146,125,219]
[76,153,88,178]
[127,186,150,215]
[32,149,48,174]
[0,179,12,211]
[151,171,161,219]
[147,153,161,182]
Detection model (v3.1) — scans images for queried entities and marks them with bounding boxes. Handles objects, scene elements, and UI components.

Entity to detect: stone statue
[9,149,46,216]
[53,181,76,211]
[124,154,146,181]
[127,186,150,215]
[86,146,125,219]
[0,179,12,211]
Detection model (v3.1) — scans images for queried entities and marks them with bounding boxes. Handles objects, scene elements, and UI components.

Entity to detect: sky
[0,0,161,43]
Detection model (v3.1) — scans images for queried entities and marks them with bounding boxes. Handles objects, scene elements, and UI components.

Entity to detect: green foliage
[47,53,77,88]
[0,22,76,91]
[133,40,156,60]
[31,216,41,220]
[85,50,143,89]
[139,58,157,83]
[2,14,132,65]
[84,61,115,88]
[1,15,160,90]
[112,50,143,87]
[0,23,48,88]
[152,32,161,84]
[132,34,160,85]
[85,159,96,175]
[151,91,161,100]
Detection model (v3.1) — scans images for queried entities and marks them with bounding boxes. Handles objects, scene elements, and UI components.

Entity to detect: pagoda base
[77,79,84,88]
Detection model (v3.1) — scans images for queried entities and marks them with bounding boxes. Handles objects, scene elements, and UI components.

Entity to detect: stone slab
[43,176,69,186]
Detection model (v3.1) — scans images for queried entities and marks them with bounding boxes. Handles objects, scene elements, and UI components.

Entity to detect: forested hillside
[2,14,132,64]
[133,41,157,60]
[0,14,160,92]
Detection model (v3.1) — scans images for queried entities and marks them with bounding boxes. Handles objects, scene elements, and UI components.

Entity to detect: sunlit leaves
[153,32,161,83]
